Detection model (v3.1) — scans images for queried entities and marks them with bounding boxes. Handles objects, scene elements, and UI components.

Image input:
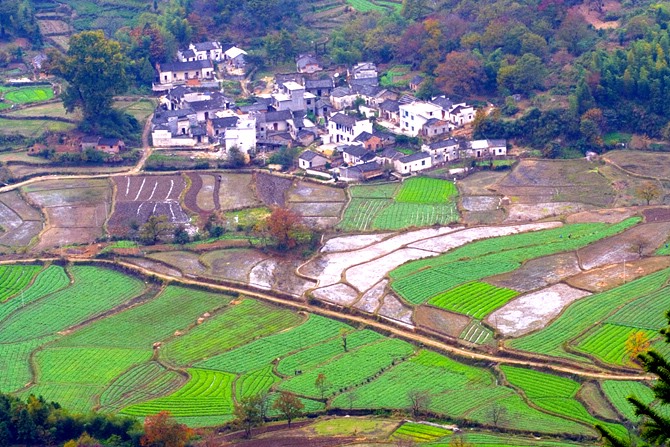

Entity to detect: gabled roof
[451,104,469,115]
[167,85,192,100]
[488,139,507,147]
[305,78,334,89]
[299,150,326,161]
[81,136,100,144]
[159,59,213,72]
[180,49,196,59]
[399,152,431,163]
[373,130,396,141]
[349,77,378,88]
[354,131,375,143]
[350,160,381,173]
[398,94,416,105]
[210,116,239,128]
[427,138,459,150]
[296,54,320,69]
[431,95,454,110]
[424,118,448,126]
[411,75,425,85]
[315,98,333,109]
[98,137,123,146]
[381,147,403,160]
[260,109,293,123]
[341,145,369,157]
[331,87,353,98]
[379,99,400,112]
[351,84,382,97]
[291,111,305,129]
[193,41,220,51]
[224,46,247,58]
[330,113,357,127]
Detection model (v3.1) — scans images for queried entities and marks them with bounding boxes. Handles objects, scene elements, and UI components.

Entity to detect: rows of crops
[164,299,302,366]
[395,177,457,203]
[436,433,587,447]
[0,336,56,392]
[0,265,146,343]
[122,369,236,417]
[509,269,670,361]
[391,218,641,306]
[600,380,655,422]
[577,324,656,366]
[501,366,626,438]
[428,282,518,319]
[57,285,227,350]
[196,315,350,373]
[0,264,42,302]
[235,366,279,399]
[0,265,69,323]
[346,0,386,12]
[276,329,382,376]
[279,339,414,398]
[99,362,183,412]
[338,177,459,231]
[460,320,494,345]
[391,421,451,442]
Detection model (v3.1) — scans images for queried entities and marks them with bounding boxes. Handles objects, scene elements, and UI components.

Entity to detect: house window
[421,160,425,165]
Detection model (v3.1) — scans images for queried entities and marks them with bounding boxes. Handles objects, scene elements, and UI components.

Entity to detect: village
[148,41,509,181]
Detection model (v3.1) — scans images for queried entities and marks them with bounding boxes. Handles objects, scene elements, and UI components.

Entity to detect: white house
[422,138,460,163]
[224,46,247,68]
[350,62,378,80]
[179,42,223,62]
[326,113,373,144]
[464,139,507,158]
[298,150,328,169]
[341,144,375,165]
[156,60,214,86]
[219,115,257,154]
[398,101,446,137]
[394,152,433,174]
[449,104,475,126]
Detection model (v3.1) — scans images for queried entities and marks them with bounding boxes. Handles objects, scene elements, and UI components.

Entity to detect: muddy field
[255,172,293,207]
[286,181,346,229]
[566,257,670,292]
[486,253,582,293]
[504,202,592,222]
[0,191,43,250]
[604,150,670,180]
[566,208,638,224]
[219,174,262,210]
[494,160,616,208]
[200,249,267,282]
[109,175,188,235]
[414,305,471,338]
[577,221,670,270]
[487,284,591,337]
[23,179,111,250]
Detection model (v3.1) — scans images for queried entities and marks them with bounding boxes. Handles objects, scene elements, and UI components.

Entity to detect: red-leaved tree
[140,411,192,447]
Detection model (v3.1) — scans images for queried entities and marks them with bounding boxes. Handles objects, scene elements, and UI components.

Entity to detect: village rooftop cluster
[150,41,509,180]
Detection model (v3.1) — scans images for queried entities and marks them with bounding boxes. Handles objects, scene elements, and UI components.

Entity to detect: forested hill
[27,0,670,152]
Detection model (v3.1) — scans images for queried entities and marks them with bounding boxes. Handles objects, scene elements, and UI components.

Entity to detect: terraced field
[337,177,459,231]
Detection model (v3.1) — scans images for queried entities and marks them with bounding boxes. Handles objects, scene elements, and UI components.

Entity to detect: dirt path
[130,112,154,174]
[0,257,651,382]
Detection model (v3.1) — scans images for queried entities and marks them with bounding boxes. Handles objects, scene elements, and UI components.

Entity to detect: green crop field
[278,339,414,398]
[163,299,302,366]
[390,218,640,305]
[122,368,236,417]
[350,183,399,198]
[428,282,518,318]
[0,265,146,343]
[99,362,183,412]
[0,265,70,325]
[501,366,626,438]
[346,0,386,12]
[460,320,495,345]
[606,287,670,330]
[576,324,657,366]
[338,177,459,231]
[391,421,451,442]
[436,433,588,446]
[235,366,279,399]
[0,264,42,302]
[196,315,351,373]
[395,177,458,204]
[2,86,54,104]
[601,380,655,422]
[509,269,670,361]
[276,329,383,376]
[0,336,57,392]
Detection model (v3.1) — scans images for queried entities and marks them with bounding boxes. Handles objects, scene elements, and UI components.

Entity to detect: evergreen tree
[597,311,670,446]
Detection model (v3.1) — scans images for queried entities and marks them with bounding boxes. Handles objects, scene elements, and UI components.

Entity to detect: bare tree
[449,435,475,447]
[630,236,649,258]
[635,181,662,205]
[407,390,431,419]
[315,373,328,401]
[272,391,304,428]
[486,403,508,428]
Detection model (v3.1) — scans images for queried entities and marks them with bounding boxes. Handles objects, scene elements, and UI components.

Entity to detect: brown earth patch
[566,208,638,224]
[577,222,670,270]
[565,257,670,292]
[642,207,670,222]
[486,253,582,293]
[570,0,621,29]
[414,305,471,338]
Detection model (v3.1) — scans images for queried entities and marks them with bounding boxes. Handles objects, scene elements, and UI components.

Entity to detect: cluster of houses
[148,41,508,178]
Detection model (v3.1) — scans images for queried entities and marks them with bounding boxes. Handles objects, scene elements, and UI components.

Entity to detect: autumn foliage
[141,411,192,447]
[257,206,309,251]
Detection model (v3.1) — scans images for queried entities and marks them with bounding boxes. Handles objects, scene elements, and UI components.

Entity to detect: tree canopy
[48,31,129,122]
